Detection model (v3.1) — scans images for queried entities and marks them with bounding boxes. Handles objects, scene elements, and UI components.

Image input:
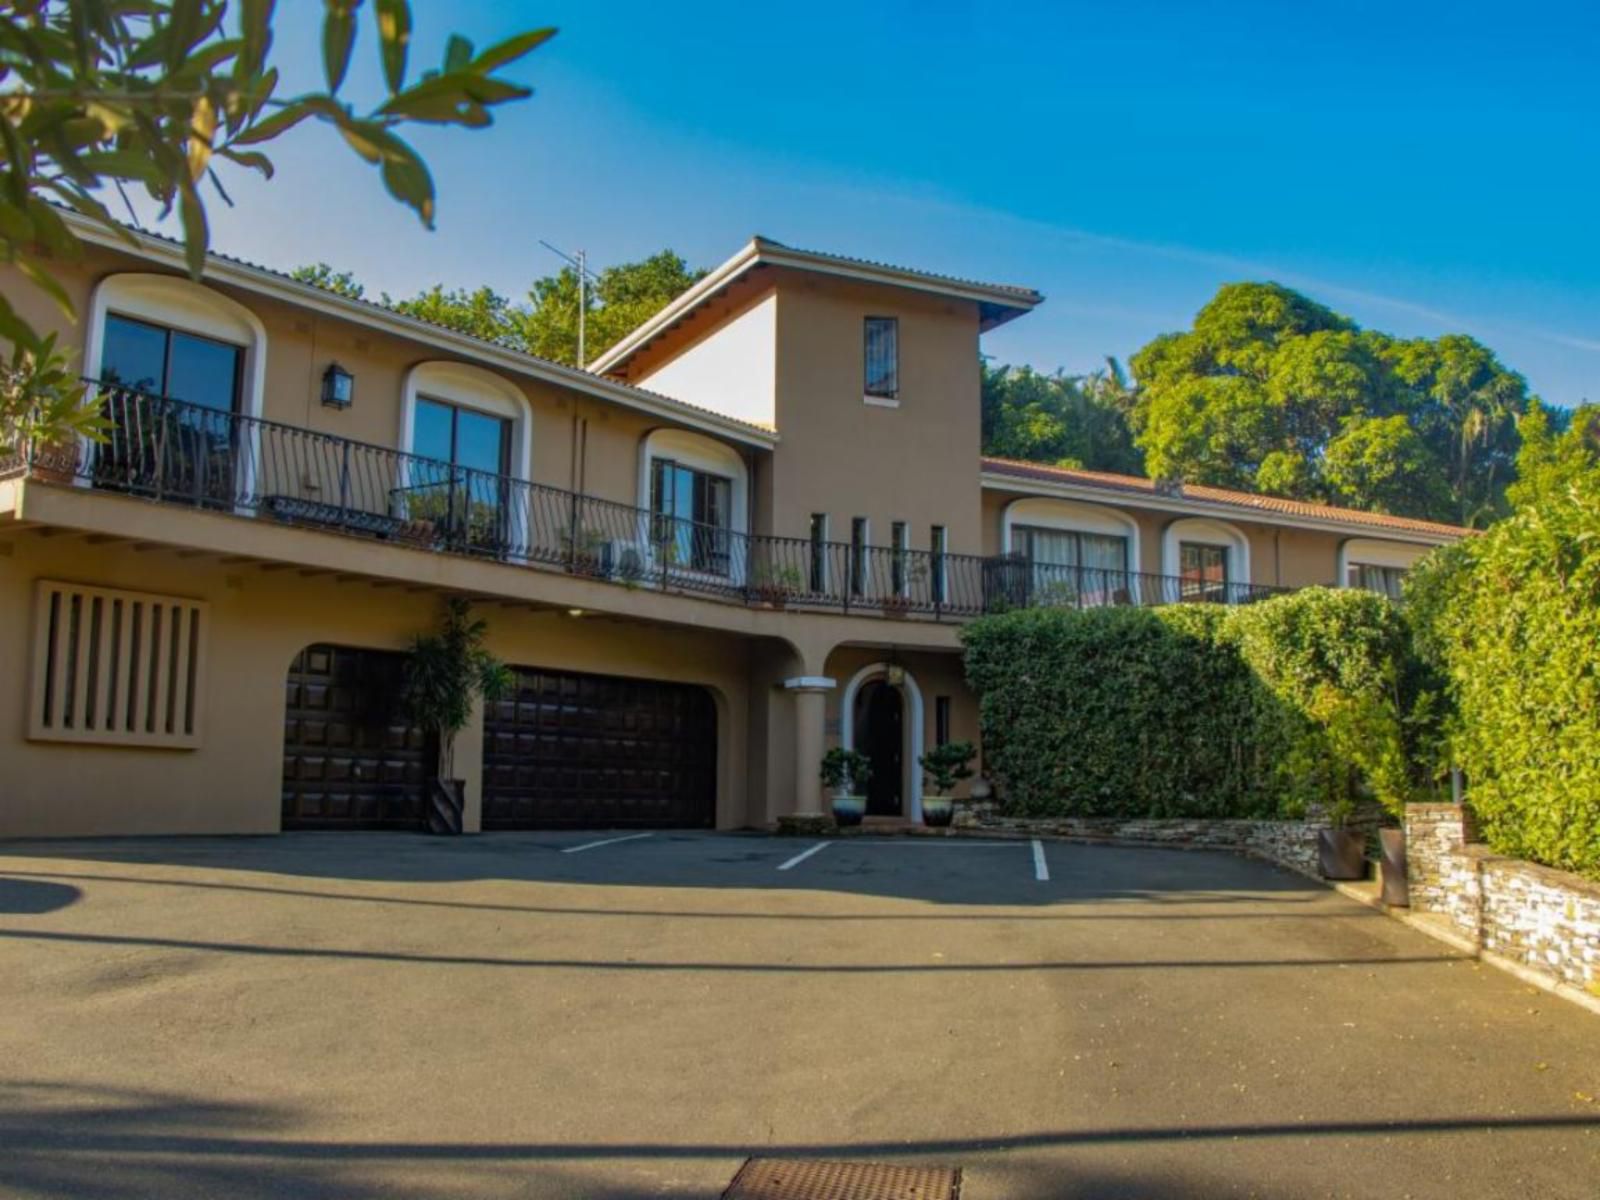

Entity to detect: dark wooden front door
[857,680,904,817]
[281,645,428,830]
[481,666,717,829]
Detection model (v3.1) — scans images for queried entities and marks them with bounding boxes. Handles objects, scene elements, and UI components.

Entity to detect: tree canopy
[294,250,705,367]
[981,357,1142,475]
[1125,283,1537,527]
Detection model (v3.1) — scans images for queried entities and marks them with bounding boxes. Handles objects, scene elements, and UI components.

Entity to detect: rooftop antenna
[539,240,600,370]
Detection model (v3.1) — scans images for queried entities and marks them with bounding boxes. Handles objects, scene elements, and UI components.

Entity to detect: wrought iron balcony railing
[4,384,1289,620]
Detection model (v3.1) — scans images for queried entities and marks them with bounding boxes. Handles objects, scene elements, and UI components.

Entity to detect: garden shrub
[961,586,1426,821]
[1406,408,1600,878]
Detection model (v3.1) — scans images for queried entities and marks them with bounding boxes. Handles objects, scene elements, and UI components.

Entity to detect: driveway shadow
[0,877,80,914]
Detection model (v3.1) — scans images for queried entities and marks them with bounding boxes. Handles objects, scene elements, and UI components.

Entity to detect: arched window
[1001,497,1141,606]
[1161,517,1252,602]
[638,428,749,578]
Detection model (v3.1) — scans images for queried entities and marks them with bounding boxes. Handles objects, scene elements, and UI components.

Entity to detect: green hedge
[1406,411,1600,878]
[961,588,1426,821]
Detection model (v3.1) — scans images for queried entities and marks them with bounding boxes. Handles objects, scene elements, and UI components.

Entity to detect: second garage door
[482,665,717,829]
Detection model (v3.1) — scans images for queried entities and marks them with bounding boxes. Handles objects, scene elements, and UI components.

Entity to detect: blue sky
[181,0,1598,405]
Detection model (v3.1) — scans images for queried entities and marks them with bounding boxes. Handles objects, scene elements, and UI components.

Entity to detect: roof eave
[61,215,779,448]
[591,238,1042,375]
[979,470,1464,546]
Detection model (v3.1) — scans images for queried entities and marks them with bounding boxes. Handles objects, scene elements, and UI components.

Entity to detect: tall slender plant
[401,597,511,782]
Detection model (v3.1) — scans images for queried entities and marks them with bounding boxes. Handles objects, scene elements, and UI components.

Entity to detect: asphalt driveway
[1,831,1596,1199]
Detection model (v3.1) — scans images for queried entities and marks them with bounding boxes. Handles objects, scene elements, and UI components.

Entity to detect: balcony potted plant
[819,747,871,827]
[562,526,607,577]
[5,338,102,484]
[919,740,975,828]
[751,563,804,610]
[401,597,512,836]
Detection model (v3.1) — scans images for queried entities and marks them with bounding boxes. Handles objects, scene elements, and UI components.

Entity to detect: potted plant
[562,526,607,576]
[4,336,102,484]
[919,740,975,828]
[750,563,804,610]
[819,747,871,827]
[401,597,512,835]
[1316,799,1367,880]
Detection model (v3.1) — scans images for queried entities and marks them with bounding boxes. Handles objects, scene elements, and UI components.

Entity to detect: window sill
[863,394,900,409]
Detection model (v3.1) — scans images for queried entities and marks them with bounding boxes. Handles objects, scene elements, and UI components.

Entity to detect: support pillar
[784,676,836,817]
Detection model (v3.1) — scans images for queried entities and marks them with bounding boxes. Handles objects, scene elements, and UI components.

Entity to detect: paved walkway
[1,832,1596,1198]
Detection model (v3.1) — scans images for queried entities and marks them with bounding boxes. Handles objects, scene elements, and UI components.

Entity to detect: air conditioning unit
[599,538,650,582]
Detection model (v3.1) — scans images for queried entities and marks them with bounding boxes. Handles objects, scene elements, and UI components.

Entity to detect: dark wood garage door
[483,666,717,829]
[282,645,428,830]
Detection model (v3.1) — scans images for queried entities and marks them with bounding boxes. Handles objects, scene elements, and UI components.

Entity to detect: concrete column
[784,676,836,817]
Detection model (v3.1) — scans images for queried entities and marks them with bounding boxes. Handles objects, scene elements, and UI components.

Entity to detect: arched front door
[855,679,904,817]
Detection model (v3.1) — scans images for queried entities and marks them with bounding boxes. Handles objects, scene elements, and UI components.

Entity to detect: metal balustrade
[6,384,1288,619]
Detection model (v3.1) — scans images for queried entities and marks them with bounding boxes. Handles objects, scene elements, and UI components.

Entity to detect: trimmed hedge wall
[961,588,1424,821]
[1406,413,1600,879]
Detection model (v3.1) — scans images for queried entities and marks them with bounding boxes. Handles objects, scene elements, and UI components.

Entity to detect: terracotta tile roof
[981,456,1470,538]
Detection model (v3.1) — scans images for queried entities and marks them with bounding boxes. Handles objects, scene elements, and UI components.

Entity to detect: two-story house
[0,219,1467,838]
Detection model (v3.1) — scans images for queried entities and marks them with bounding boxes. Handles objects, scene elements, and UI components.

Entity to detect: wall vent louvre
[28,580,208,749]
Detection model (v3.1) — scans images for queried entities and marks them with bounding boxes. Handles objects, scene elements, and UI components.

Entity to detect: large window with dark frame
[1179,541,1230,602]
[1012,524,1130,605]
[96,312,245,505]
[864,317,899,399]
[1347,562,1406,600]
[408,396,512,548]
[650,458,733,574]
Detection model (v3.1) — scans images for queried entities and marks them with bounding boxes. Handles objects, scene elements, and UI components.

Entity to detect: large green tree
[297,250,705,366]
[981,357,1143,474]
[0,0,552,450]
[1127,283,1537,526]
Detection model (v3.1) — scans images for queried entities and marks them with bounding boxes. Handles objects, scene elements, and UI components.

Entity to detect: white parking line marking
[777,841,831,871]
[1032,839,1049,882]
[561,832,655,855]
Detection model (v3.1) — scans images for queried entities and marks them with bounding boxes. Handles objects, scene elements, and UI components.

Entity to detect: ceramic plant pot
[922,796,954,828]
[831,794,865,827]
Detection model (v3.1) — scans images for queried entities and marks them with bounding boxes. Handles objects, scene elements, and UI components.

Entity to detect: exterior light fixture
[321,362,354,409]
[567,608,585,618]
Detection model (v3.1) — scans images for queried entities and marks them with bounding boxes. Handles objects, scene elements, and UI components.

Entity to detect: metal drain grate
[722,1158,960,1200]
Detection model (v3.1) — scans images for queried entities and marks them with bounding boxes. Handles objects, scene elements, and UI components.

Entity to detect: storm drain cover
[721,1158,961,1200]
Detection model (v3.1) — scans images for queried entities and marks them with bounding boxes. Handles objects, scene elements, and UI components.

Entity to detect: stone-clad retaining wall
[1406,803,1600,994]
[959,812,1344,879]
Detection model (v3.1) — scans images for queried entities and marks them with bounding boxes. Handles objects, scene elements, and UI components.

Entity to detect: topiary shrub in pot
[820,747,872,827]
[402,597,512,835]
[919,740,975,828]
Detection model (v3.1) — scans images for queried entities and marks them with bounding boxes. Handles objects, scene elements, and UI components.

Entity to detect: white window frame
[84,273,268,511]
[638,428,750,584]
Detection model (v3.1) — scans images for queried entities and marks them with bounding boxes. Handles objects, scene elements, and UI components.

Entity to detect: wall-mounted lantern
[321,362,354,409]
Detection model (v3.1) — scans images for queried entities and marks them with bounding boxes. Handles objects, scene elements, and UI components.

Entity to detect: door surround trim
[839,661,924,823]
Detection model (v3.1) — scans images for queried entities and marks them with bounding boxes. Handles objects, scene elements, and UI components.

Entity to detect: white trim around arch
[399,360,534,482]
[1161,516,1252,591]
[83,272,269,507]
[1001,496,1143,568]
[637,427,751,583]
[839,661,925,823]
[1336,538,1428,586]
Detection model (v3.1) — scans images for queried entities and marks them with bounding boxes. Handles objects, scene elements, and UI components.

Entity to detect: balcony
[3,385,1287,620]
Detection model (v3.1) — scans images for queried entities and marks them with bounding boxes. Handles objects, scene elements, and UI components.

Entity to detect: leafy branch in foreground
[0,0,555,355]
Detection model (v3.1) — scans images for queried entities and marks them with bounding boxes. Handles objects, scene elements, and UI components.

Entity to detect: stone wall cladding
[1405,803,1600,994]
[960,812,1332,879]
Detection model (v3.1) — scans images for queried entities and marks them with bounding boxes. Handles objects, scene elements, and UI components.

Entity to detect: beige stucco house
[0,218,1467,838]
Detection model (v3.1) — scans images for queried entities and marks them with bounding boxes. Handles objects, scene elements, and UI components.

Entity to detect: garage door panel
[482,664,716,830]
[282,645,427,831]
